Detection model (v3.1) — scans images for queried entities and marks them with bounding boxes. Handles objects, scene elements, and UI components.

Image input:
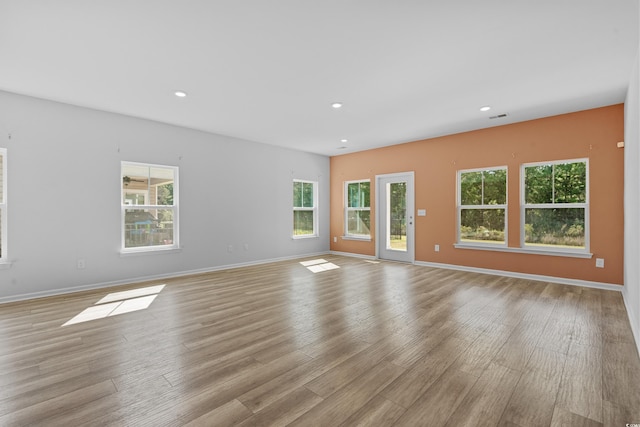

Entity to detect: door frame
[375,171,415,263]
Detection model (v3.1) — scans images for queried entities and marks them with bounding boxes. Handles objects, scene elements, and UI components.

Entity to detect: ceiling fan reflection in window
[122,176,146,187]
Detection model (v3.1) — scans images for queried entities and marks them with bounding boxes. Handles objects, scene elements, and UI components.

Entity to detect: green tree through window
[346,181,371,237]
[458,168,507,244]
[523,160,587,249]
[293,180,317,236]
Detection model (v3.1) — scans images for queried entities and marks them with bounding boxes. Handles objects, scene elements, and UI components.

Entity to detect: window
[293,180,317,237]
[121,162,178,252]
[458,167,507,245]
[345,180,370,238]
[0,148,6,261]
[522,159,588,252]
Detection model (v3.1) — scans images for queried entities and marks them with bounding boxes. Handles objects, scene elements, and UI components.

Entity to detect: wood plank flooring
[0,255,639,426]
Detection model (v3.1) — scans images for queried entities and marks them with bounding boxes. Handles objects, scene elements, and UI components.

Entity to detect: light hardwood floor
[0,255,639,426]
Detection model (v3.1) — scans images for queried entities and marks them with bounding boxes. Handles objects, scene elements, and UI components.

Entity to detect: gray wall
[0,91,330,302]
[624,25,640,353]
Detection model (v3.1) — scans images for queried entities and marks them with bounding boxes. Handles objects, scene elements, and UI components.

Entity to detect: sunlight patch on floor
[62,284,165,326]
[96,284,165,304]
[300,259,340,273]
[299,259,328,267]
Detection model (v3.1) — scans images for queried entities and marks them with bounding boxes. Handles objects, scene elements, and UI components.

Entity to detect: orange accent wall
[330,105,624,285]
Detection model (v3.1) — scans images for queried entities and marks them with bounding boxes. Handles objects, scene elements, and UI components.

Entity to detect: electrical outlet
[227,245,233,253]
[244,243,249,251]
[334,236,337,243]
[435,244,440,252]
[595,258,604,268]
[77,258,86,269]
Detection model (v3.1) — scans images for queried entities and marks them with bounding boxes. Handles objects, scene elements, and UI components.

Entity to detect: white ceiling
[1,1,638,156]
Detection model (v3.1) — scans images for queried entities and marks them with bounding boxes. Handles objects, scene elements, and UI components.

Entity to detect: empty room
[0,1,639,426]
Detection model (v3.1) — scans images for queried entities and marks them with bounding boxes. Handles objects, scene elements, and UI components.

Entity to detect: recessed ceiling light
[340,139,348,143]
[480,105,491,112]
[331,102,343,109]
[174,91,187,98]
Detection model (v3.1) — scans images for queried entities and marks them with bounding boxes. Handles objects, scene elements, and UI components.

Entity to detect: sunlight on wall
[62,284,165,326]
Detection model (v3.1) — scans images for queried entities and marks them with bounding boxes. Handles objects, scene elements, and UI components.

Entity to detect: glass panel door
[377,173,414,263]
[387,181,407,252]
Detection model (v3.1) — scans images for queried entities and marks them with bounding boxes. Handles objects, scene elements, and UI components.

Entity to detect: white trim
[329,250,377,260]
[453,243,593,259]
[344,179,371,238]
[341,235,372,242]
[520,158,589,252]
[457,166,508,246]
[0,251,330,305]
[292,234,319,240]
[293,179,318,238]
[622,289,640,357]
[414,260,622,291]
[120,247,183,257]
[455,241,508,249]
[0,148,7,262]
[328,250,617,290]
[121,161,179,252]
[375,171,415,263]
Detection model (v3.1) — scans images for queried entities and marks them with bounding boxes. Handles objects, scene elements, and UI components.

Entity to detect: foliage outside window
[345,180,370,238]
[0,149,6,261]
[293,180,317,237]
[121,162,178,251]
[522,159,588,251]
[458,167,507,245]
[388,182,407,249]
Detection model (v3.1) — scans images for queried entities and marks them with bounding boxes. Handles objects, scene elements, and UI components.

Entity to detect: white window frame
[344,179,371,240]
[520,158,589,255]
[292,179,318,239]
[0,148,7,264]
[121,161,179,254]
[456,166,508,247]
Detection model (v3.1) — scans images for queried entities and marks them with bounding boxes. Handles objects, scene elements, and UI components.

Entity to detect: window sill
[120,246,182,257]
[454,243,593,259]
[0,261,12,270]
[342,235,372,242]
[292,234,319,240]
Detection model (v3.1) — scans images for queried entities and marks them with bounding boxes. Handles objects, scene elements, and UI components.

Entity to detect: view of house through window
[121,162,178,250]
[293,180,317,237]
[458,167,507,245]
[0,148,6,260]
[523,159,588,250]
[346,180,370,237]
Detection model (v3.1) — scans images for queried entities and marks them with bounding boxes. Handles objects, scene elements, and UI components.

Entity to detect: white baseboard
[0,251,330,305]
[329,250,377,260]
[329,251,624,291]
[622,289,640,357]
[414,260,623,292]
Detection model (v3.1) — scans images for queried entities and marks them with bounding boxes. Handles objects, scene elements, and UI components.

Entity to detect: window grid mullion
[460,205,507,210]
[522,159,588,252]
[481,171,485,205]
[523,203,587,209]
[552,164,555,203]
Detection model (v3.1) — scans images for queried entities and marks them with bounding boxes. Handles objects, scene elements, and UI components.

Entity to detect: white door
[376,172,415,263]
